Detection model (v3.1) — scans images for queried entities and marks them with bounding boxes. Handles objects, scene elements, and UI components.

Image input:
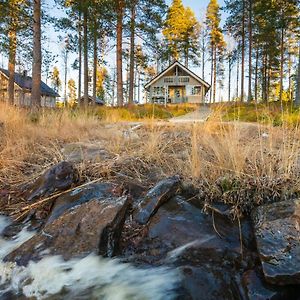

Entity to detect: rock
[240,269,300,300]
[26,161,79,202]
[123,195,255,299]
[62,142,113,163]
[177,266,236,300]
[147,196,245,265]
[134,175,181,224]
[46,183,115,224]
[6,188,131,265]
[252,199,300,285]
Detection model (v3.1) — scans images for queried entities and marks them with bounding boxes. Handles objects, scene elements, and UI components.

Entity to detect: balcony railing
[163,76,190,85]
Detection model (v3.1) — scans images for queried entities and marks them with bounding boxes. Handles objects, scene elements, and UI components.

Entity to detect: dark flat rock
[26,161,79,202]
[47,182,115,224]
[252,199,300,285]
[134,175,180,224]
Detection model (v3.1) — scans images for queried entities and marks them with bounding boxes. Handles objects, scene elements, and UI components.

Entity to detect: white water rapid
[0,216,179,300]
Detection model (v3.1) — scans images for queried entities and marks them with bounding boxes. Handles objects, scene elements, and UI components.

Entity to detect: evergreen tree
[31,0,42,108]
[206,0,226,103]
[163,0,200,66]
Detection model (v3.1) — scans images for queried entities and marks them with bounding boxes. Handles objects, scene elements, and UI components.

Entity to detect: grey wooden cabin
[0,68,59,107]
[145,61,210,105]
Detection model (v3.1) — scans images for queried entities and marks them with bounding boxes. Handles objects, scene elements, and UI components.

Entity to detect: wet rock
[123,195,255,299]
[6,190,131,265]
[240,269,300,300]
[1,222,23,238]
[252,199,300,285]
[134,175,181,224]
[27,161,79,202]
[177,266,236,300]
[62,142,113,163]
[47,183,115,224]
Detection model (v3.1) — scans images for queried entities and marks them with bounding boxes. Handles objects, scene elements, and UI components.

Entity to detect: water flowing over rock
[252,199,300,285]
[6,185,131,265]
[26,161,79,202]
[124,195,255,299]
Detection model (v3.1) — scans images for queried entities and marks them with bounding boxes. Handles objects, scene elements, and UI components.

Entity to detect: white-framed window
[192,86,201,95]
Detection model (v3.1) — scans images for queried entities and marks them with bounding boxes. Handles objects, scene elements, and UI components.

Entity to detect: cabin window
[153,87,165,95]
[192,86,201,95]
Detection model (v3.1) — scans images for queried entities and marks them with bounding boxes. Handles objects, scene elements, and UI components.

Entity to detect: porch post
[164,85,167,107]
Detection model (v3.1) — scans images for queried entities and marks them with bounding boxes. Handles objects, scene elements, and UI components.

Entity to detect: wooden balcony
[163,76,190,85]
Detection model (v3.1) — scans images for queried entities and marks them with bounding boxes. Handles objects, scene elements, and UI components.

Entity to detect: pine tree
[0,0,30,105]
[31,0,42,108]
[206,0,226,103]
[163,0,199,66]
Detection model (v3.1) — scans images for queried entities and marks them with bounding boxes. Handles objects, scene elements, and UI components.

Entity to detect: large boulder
[26,161,79,202]
[252,199,300,285]
[6,184,131,265]
[123,196,253,299]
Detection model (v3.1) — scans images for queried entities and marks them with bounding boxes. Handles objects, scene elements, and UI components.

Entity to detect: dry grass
[1,103,300,218]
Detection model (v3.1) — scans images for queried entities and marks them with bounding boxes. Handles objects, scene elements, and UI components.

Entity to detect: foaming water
[0,216,179,299]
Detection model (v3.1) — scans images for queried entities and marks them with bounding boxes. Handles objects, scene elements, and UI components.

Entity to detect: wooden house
[145,61,210,105]
[0,68,59,107]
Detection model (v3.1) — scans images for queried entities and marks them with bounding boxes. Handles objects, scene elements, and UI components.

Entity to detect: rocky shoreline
[1,161,300,299]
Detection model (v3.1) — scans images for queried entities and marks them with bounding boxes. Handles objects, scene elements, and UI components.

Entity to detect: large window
[153,87,166,96]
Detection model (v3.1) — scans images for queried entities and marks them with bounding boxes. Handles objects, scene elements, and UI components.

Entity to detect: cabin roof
[145,60,211,90]
[80,95,105,105]
[0,68,60,97]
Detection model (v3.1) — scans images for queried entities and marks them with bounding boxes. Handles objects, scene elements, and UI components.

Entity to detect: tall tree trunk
[78,11,82,105]
[202,36,205,79]
[247,0,252,102]
[64,39,68,106]
[241,0,245,102]
[266,56,270,102]
[185,46,189,67]
[31,0,42,108]
[213,45,217,103]
[83,6,89,106]
[128,1,136,105]
[8,28,16,105]
[236,51,239,99]
[116,0,124,107]
[210,44,213,103]
[254,47,259,102]
[295,45,300,106]
[288,52,292,101]
[93,22,97,104]
[228,55,231,102]
[279,26,284,103]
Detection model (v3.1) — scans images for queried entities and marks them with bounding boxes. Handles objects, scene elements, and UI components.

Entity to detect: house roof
[145,60,211,90]
[0,68,60,97]
[80,95,105,105]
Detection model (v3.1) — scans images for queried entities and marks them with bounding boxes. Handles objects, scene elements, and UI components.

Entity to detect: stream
[0,216,179,300]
